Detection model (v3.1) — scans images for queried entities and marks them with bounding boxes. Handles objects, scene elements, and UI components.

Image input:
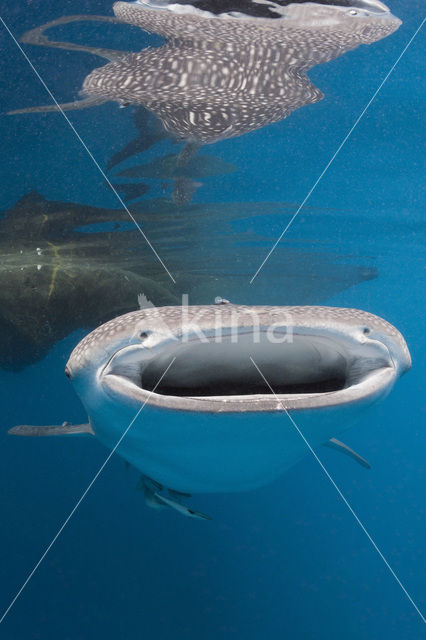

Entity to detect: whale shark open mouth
[103,327,391,404]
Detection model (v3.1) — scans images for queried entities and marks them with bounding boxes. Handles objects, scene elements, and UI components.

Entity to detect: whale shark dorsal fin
[8,422,94,436]
[324,438,371,469]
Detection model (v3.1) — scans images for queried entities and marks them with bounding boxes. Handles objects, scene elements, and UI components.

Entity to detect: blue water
[0,1,425,638]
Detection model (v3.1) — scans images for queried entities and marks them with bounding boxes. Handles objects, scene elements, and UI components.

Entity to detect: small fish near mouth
[9,303,411,519]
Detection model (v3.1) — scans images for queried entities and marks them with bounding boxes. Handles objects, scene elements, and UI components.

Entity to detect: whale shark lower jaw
[99,325,399,413]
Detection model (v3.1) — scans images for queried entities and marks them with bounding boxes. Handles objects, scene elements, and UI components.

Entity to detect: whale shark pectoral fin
[19,14,125,61]
[8,422,94,436]
[324,438,371,469]
[8,96,108,115]
[154,493,212,521]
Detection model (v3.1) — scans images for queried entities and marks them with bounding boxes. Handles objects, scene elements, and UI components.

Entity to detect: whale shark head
[66,304,411,415]
[64,303,411,493]
[9,303,412,501]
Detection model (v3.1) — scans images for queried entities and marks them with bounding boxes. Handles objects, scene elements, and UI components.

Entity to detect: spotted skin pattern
[10,2,400,142]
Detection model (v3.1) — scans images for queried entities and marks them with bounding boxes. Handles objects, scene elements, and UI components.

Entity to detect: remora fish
[10,302,411,518]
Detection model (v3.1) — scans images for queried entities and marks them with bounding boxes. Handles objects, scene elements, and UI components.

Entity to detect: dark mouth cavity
[144,371,346,395]
[139,334,349,397]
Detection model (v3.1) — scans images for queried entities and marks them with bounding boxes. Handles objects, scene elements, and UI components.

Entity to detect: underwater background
[0,0,425,638]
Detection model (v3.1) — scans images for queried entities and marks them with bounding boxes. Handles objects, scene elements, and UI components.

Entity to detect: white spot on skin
[122,75,134,88]
[178,73,188,88]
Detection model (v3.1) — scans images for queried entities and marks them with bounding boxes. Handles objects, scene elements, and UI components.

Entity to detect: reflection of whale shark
[10,302,411,518]
[118,153,237,180]
[9,1,400,145]
[107,108,170,171]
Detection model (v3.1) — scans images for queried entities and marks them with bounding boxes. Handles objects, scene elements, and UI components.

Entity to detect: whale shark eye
[349,9,358,15]
[64,366,71,379]
[139,331,150,340]
[363,327,371,335]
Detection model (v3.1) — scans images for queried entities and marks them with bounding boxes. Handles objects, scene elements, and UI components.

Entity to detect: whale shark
[10,301,411,518]
[9,1,401,146]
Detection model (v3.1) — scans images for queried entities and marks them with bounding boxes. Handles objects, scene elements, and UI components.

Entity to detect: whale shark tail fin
[8,422,94,436]
[324,438,371,469]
